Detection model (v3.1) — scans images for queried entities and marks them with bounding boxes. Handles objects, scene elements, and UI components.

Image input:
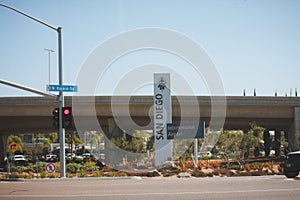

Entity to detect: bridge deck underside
[0,115,293,134]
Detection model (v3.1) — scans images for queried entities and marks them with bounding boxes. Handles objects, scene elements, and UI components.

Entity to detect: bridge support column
[104,118,124,166]
[288,107,300,151]
[274,130,281,157]
[263,130,271,157]
[0,134,8,167]
[294,107,300,150]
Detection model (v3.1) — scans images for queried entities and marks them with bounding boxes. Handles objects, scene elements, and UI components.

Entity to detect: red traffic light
[63,107,72,128]
[63,108,70,115]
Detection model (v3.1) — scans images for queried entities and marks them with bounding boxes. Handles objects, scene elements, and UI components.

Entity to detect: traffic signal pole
[0,4,66,178]
[57,27,66,178]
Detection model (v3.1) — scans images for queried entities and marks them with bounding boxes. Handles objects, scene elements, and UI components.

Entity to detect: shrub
[244,164,251,172]
[77,170,87,177]
[119,172,128,177]
[233,171,251,176]
[106,171,118,177]
[250,171,268,176]
[26,165,37,173]
[66,173,74,178]
[185,160,194,169]
[250,162,263,171]
[7,172,23,179]
[12,166,27,173]
[191,169,206,177]
[47,173,59,178]
[67,163,82,173]
[25,172,34,179]
[102,165,114,172]
[211,160,221,169]
[219,168,230,176]
[55,162,60,173]
[229,165,241,170]
[83,161,98,172]
[36,162,47,173]
[40,171,47,178]
[213,170,220,176]
[92,171,103,177]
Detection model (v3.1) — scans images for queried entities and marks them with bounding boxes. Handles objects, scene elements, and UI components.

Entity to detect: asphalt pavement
[1,175,300,200]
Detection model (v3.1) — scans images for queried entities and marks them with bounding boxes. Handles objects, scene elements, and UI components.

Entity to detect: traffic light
[63,107,72,129]
[52,108,59,129]
[52,107,72,129]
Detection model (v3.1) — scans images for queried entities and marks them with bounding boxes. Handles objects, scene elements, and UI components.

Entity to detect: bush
[92,171,103,177]
[249,162,263,171]
[6,172,23,179]
[66,173,74,178]
[213,170,220,176]
[77,170,87,177]
[106,171,118,177]
[12,166,27,173]
[250,171,268,176]
[40,171,47,178]
[47,173,59,178]
[36,162,47,173]
[233,171,252,176]
[83,161,98,172]
[191,169,206,177]
[25,172,34,179]
[219,169,230,176]
[67,163,82,173]
[119,172,128,177]
[229,165,241,170]
[102,165,114,172]
[244,164,251,171]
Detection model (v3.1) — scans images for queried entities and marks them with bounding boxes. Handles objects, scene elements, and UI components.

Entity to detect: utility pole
[44,48,55,87]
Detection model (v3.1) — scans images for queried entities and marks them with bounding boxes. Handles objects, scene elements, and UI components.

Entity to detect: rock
[177,172,191,178]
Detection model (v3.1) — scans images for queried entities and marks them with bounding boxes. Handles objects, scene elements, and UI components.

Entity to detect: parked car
[282,151,300,178]
[45,154,57,162]
[82,153,91,159]
[12,155,28,162]
[4,155,28,165]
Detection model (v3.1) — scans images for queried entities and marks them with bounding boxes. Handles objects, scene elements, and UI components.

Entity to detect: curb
[0,176,142,182]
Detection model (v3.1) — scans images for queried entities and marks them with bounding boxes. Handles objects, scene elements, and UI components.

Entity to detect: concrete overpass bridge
[1,96,300,162]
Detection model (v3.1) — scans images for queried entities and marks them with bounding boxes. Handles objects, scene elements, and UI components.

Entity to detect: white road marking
[1,188,300,198]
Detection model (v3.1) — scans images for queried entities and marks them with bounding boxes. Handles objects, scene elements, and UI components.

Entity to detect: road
[1,176,300,200]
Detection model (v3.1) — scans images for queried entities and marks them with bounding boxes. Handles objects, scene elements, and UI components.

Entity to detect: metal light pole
[0,3,66,178]
[44,48,55,87]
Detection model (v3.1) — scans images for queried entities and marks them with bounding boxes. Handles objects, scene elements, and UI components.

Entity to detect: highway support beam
[104,118,124,165]
[0,134,8,168]
[294,107,300,151]
[288,107,300,151]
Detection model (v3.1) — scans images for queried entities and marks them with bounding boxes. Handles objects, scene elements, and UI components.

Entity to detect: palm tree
[88,131,103,154]
[49,132,58,143]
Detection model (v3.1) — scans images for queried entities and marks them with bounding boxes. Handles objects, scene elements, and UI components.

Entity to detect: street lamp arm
[0,3,58,31]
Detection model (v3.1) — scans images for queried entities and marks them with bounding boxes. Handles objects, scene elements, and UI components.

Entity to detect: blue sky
[0,0,299,96]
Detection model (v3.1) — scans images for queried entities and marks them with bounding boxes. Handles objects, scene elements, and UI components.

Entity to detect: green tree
[88,131,103,154]
[34,134,51,159]
[66,132,83,156]
[49,132,58,143]
[216,127,263,169]
[216,130,243,168]
[249,123,265,157]
[112,130,150,153]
